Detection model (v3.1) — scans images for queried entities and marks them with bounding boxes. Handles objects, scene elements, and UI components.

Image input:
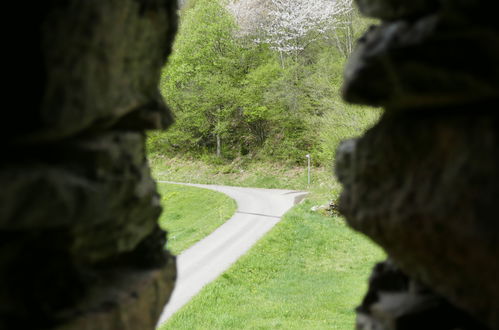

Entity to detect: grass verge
[160,199,385,329]
[150,155,339,193]
[157,183,237,255]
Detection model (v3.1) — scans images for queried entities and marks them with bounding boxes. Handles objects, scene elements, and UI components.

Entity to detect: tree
[153,0,378,164]
[228,0,353,64]
[161,0,241,157]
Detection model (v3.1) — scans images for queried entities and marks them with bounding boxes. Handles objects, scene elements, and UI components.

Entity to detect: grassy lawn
[160,198,385,329]
[157,183,237,255]
[154,159,384,329]
[150,155,339,192]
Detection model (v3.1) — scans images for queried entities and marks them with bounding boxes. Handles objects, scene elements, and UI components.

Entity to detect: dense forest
[148,0,380,165]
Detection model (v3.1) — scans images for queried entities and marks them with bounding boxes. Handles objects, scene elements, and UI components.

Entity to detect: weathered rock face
[355,0,438,20]
[356,260,489,330]
[0,1,177,329]
[337,0,499,329]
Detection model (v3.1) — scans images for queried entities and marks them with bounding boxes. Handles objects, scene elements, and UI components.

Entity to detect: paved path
[156,182,307,326]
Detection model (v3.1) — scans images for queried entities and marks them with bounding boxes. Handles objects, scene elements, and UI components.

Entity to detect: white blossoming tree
[228,0,354,63]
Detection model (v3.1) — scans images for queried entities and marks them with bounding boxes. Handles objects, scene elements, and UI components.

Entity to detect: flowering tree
[228,0,353,61]
[226,0,269,37]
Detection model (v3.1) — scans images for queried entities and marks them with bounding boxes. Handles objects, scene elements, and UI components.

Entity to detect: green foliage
[157,183,237,255]
[160,0,240,154]
[152,0,380,165]
[313,104,381,165]
[160,199,385,329]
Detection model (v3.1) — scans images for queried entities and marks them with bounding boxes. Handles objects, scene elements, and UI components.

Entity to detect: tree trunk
[333,29,347,58]
[279,51,285,69]
[216,133,221,158]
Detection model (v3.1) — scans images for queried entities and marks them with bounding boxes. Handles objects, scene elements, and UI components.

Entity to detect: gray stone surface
[339,1,499,329]
[355,0,438,20]
[0,1,178,329]
[355,0,496,21]
[343,15,499,110]
[12,0,177,144]
[55,265,176,330]
[356,260,489,330]
[336,112,499,328]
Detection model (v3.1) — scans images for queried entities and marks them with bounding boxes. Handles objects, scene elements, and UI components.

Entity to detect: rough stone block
[356,260,489,330]
[0,0,178,329]
[342,15,499,110]
[355,0,497,21]
[336,111,499,329]
[355,0,438,20]
[54,257,176,330]
[10,0,176,144]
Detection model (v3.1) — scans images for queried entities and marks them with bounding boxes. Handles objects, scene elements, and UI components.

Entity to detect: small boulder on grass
[311,199,340,217]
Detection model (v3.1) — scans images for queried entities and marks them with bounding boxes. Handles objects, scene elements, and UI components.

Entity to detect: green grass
[154,159,384,328]
[150,155,339,192]
[151,156,346,213]
[157,183,237,255]
[160,199,385,329]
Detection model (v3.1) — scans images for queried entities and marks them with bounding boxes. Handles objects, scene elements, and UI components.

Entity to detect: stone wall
[3,0,498,329]
[0,1,178,329]
[337,0,499,329]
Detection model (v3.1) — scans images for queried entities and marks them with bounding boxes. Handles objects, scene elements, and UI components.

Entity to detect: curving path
[156,182,308,326]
